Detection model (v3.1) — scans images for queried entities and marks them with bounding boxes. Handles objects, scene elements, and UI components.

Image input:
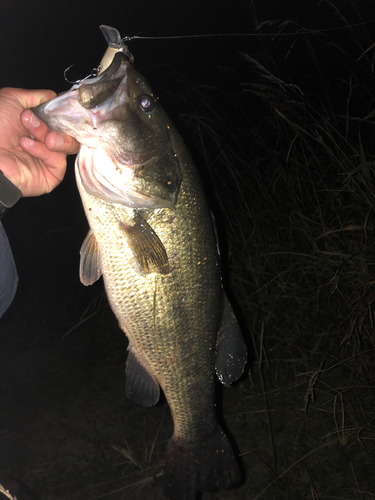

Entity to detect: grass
[0,485,18,500]
[2,2,375,500]
[174,1,375,498]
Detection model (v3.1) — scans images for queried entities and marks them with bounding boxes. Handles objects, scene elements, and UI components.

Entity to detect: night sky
[2,0,367,90]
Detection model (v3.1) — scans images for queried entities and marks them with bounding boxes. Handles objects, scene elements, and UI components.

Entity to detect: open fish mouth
[34,49,178,208]
[36,81,164,207]
[33,51,131,146]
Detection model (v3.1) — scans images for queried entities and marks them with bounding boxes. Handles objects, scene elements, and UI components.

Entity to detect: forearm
[0,222,18,318]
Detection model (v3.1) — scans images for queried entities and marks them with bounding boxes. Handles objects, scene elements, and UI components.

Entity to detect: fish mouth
[33,52,131,143]
[34,48,181,209]
[36,82,166,208]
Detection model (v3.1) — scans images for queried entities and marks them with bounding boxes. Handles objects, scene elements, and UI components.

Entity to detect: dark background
[1,1,375,498]
[0,0,317,331]
[1,0,374,332]
[1,0,259,332]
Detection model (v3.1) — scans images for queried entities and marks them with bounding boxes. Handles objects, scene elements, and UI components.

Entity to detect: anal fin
[125,344,160,407]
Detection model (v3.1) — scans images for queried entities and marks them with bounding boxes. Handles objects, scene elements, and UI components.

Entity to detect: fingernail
[29,113,41,128]
[23,137,35,147]
[52,134,64,150]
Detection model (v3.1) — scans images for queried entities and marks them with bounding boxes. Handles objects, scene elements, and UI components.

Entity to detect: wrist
[0,170,22,218]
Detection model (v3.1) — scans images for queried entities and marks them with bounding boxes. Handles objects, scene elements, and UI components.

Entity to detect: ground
[1,282,374,499]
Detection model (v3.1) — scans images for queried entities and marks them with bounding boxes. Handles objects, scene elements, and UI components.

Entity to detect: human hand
[0,87,79,197]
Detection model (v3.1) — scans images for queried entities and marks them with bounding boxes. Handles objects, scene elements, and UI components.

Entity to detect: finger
[0,87,57,109]
[45,131,80,155]
[19,136,67,180]
[20,109,50,142]
[17,88,57,108]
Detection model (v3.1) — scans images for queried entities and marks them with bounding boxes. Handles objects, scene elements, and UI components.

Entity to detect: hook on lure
[63,65,100,85]
[62,26,134,86]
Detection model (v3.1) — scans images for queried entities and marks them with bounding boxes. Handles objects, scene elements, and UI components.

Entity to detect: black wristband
[0,170,22,219]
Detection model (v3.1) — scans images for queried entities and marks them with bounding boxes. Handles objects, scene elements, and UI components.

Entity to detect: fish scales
[33,25,247,500]
[76,143,221,442]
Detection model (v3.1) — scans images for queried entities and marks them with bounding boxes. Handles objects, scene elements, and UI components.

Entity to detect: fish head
[33,45,182,209]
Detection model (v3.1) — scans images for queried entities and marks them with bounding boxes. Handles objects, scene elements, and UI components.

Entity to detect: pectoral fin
[215,294,247,386]
[126,344,160,406]
[120,213,169,274]
[79,229,102,286]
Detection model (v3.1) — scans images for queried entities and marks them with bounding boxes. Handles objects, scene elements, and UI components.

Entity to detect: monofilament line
[123,20,375,42]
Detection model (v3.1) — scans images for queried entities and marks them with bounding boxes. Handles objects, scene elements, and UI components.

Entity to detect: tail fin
[164,426,241,500]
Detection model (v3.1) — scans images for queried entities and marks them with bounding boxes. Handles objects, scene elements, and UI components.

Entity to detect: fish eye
[139,94,155,113]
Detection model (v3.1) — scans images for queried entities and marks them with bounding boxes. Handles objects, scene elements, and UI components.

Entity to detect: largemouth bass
[33,26,247,500]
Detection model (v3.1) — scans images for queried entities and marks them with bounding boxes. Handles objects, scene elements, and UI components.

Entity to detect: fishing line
[123,19,375,42]
[62,19,375,83]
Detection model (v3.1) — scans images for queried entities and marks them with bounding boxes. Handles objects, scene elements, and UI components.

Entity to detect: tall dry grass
[175,1,375,497]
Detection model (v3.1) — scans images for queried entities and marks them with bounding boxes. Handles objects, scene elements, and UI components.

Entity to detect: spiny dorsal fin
[120,213,169,274]
[126,344,160,406]
[79,229,102,286]
[215,294,247,387]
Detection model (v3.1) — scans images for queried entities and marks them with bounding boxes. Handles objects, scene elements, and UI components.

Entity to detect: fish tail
[164,426,241,500]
